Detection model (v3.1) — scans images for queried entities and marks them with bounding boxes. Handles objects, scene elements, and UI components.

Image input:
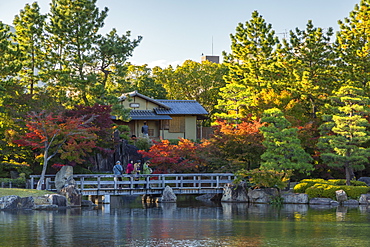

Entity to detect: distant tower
[201,36,220,64]
[201,55,219,64]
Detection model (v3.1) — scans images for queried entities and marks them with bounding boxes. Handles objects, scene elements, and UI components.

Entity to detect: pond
[1,197,370,247]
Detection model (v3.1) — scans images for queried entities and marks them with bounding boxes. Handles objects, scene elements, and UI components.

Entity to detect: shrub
[236,169,292,190]
[0,177,27,188]
[321,185,342,199]
[135,137,152,151]
[295,178,370,199]
[306,184,325,198]
[343,186,370,199]
[328,179,346,185]
[350,180,367,186]
[293,182,311,193]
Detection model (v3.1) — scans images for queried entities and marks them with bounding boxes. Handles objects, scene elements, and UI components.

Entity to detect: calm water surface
[1,197,370,247]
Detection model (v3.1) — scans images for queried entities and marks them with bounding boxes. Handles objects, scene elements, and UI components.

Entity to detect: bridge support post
[88,195,110,204]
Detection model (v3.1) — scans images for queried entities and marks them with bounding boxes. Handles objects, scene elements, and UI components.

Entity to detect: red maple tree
[138,138,209,173]
[14,111,98,190]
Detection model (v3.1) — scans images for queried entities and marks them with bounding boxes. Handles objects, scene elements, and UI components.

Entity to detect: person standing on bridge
[113,161,123,188]
[133,160,141,188]
[126,160,134,175]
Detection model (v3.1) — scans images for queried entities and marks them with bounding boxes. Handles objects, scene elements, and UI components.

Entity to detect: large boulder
[221,182,248,202]
[335,189,348,203]
[343,199,359,206]
[60,185,81,207]
[359,194,370,205]
[248,188,279,204]
[282,193,309,204]
[0,196,34,210]
[309,198,338,205]
[48,194,67,207]
[55,166,76,192]
[0,195,21,210]
[19,197,35,209]
[358,177,370,186]
[157,186,177,203]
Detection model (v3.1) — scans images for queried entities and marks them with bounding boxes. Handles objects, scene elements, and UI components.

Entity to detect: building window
[169,116,185,133]
[161,120,170,130]
[129,103,140,108]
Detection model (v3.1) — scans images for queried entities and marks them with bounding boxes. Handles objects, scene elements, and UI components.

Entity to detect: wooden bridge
[29,173,236,196]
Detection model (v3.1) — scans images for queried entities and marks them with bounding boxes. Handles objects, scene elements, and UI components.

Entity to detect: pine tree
[13,2,47,95]
[317,86,370,185]
[259,108,313,174]
[0,22,20,83]
[45,0,108,105]
[280,20,337,119]
[217,11,280,120]
[335,0,370,93]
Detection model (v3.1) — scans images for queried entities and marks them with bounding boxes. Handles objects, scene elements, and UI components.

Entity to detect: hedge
[294,179,370,199]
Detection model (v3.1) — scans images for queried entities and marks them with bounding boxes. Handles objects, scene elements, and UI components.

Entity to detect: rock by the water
[248,188,278,204]
[81,200,96,207]
[157,186,177,202]
[48,194,67,207]
[343,199,359,206]
[19,197,34,209]
[55,166,76,192]
[60,185,81,207]
[282,193,308,204]
[221,182,248,202]
[335,190,348,203]
[359,194,370,205]
[309,198,338,205]
[0,195,21,210]
[196,193,222,201]
[34,204,59,210]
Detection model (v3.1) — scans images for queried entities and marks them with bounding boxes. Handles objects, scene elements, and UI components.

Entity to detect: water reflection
[1,200,370,247]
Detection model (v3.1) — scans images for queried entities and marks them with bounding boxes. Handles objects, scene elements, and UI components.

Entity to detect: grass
[0,188,56,198]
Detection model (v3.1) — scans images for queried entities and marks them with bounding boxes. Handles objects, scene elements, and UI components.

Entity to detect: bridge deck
[30,173,235,196]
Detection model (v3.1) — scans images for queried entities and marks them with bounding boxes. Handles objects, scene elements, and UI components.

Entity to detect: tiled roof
[118,91,170,109]
[154,100,208,115]
[129,110,172,120]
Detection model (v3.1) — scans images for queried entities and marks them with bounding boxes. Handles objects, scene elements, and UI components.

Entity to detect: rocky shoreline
[0,194,96,210]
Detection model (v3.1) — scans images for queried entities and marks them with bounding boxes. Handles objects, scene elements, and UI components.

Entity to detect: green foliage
[335,0,370,94]
[124,63,166,99]
[305,184,325,198]
[13,2,46,95]
[0,177,27,188]
[280,20,336,119]
[344,186,370,199]
[293,182,312,193]
[294,178,370,199]
[134,137,152,151]
[318,86,370,185]
[153,60,227,122]
[236,168,291,190]
[114,124,130,140]
[260,108,314,173]
[217,11,281,121]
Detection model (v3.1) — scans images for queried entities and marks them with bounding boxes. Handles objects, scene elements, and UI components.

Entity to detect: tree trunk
[345,164,351,186]
[37,150,49,190]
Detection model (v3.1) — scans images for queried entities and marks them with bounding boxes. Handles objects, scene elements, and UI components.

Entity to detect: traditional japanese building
[115,91,208,140]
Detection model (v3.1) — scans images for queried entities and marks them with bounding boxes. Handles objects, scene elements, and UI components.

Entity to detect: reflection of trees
[0,204,369,246]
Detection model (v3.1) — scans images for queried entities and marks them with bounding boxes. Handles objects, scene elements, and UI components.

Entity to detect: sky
[0,0,361,68]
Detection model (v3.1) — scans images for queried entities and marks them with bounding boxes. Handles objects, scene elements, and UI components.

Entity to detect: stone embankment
[219,182,370,206]
[0,194,96,210]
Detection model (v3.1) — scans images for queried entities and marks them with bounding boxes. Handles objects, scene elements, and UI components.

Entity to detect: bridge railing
[29,173,236,195]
